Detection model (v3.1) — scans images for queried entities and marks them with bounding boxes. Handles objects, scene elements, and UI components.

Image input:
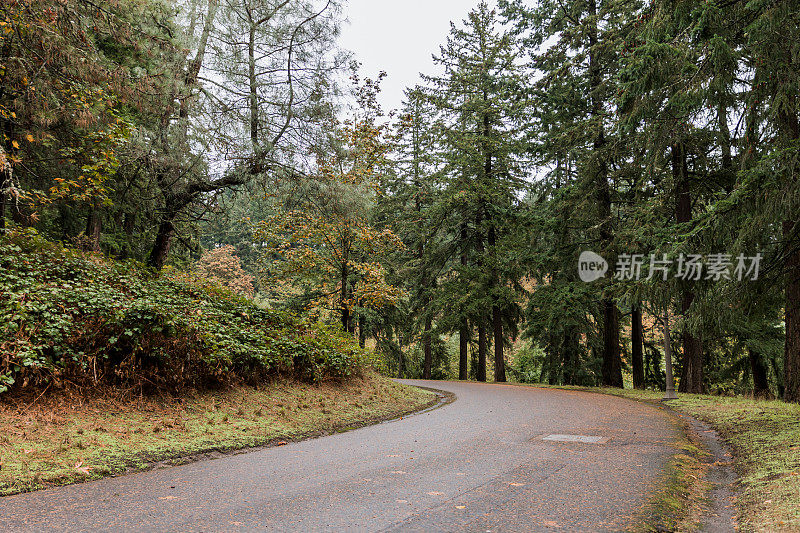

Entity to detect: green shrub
[510,343,546,383]
[0,228,369,395]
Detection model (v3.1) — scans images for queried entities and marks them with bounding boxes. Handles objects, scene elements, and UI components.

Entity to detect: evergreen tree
[379,87,446,379]
[502,0,639,387]
[423,2,529,382]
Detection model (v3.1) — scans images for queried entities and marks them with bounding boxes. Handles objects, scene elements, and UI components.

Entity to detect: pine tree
[502,0,640,387]
[375,87,445,378]
[421,2,529,382]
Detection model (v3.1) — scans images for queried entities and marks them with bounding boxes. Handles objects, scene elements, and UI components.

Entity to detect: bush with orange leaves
[194,245,255,298]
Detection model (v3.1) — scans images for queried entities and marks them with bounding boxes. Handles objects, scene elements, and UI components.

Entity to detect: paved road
[1,381,679,532]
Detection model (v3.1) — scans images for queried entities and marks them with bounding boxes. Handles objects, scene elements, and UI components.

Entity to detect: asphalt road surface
[0,381,680,532]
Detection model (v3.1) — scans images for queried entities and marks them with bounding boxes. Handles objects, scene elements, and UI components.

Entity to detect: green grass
[0,372,436,496]
[633,437,709,533]
[524,383,800,532]
[665,394,800,532]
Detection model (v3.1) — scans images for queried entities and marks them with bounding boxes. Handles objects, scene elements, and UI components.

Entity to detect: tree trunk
[358,315,366,349]
[632,303,645,390]
[781,104,800,403]
[340,262,349,332]
[588,0,621,388]
[493,305,505,382]
[748,349,770,398]
[459,321,469,381]
[148,0,221,270]
[182,0,218,120]
[487,222,505,382]
[477,320,487,382]
[663,309,677,398]
[10,200,25,226]
[459,222,469,380]
[601,300,623,387]
[247,19,260,152]
[562,326,579,385]
[673,142,704,394]
[0,190,5,233]
[475,207,487,383]
[423,316,432,379]
[85,209,102,251]
[679,332,704,393]
[148,218,175,270]
[397,332,404,379]
[1,121,12,233]
[784,219,800,402]
[541,346,553,384]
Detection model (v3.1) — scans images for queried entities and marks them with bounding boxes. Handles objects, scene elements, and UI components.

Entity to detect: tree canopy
[2,0,799,403]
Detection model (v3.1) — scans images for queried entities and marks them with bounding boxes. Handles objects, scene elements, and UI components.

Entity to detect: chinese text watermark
[578,252,762,283]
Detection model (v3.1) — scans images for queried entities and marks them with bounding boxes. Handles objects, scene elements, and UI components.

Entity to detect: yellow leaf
[11,140,19,149]
[26,134,34,143]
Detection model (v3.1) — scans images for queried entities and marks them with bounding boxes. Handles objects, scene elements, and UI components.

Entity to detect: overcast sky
[338,0,483,114]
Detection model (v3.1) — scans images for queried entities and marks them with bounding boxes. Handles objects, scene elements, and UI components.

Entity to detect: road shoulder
[0,372,442,497]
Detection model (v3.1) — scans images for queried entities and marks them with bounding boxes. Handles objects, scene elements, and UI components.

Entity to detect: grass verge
[664,393,800,532]
[0,371,436,496]
[527,384,800,532]
[630,417,710,532]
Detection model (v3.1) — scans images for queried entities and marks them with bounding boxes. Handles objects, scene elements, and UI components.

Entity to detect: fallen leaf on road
[543,521,561,528]
[159,495,178,501]
[390,471,407,474]
[427,492,444,496]
[508,482,525,487]
[386,454,401,457]
[455,505,466,509]
[275,441,288,446]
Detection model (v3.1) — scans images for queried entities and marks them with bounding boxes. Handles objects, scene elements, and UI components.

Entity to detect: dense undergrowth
[0,228,373,396]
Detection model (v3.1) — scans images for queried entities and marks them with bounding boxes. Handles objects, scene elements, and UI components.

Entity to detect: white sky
[338,0,484,114]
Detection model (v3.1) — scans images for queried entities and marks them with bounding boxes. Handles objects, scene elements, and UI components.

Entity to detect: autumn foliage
[194,245,255,298]
[0,0,155,215]
[256,73,404,328]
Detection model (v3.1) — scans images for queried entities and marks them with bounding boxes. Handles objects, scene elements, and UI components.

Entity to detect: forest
[1,0,799,404]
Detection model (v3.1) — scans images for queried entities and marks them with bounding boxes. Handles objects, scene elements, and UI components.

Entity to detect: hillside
[0,228,376,396]
[0,228,436,494]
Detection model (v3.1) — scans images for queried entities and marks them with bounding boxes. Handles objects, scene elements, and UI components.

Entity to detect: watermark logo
[578,251,762,283]
[578,251,609,282]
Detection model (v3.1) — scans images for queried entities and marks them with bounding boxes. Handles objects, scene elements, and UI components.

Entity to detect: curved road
[1,381,680,532]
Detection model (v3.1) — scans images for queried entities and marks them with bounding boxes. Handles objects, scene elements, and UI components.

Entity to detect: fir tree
[422,2,529,382]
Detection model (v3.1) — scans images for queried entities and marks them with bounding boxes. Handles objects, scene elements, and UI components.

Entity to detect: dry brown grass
[0,371,435,495]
